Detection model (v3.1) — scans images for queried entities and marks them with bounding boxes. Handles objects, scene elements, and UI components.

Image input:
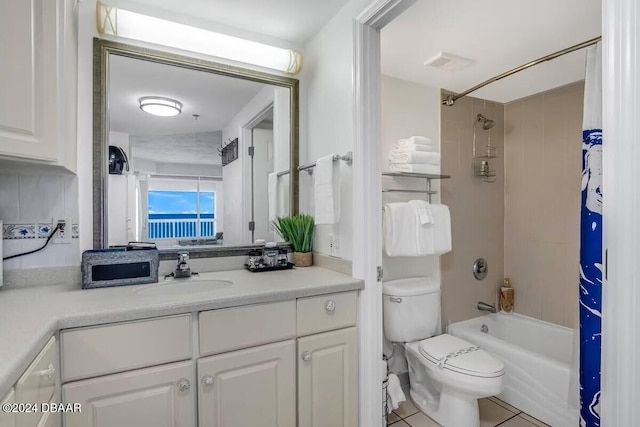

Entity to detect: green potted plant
[272,214,315,267]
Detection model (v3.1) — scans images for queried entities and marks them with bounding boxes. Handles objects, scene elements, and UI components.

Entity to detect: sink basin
[136,278,233,296]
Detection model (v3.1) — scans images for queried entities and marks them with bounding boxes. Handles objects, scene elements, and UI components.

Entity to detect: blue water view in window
[148,191,215,239]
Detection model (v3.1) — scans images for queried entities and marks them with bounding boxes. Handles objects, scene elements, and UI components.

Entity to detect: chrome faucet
[477,301,496,313]
[174,253,192,278]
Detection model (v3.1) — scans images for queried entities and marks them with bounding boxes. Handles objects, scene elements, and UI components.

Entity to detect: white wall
[380,75,441,280]
[300,0,372,260]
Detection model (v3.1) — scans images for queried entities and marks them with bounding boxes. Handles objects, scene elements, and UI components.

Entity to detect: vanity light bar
[96,1,303,75]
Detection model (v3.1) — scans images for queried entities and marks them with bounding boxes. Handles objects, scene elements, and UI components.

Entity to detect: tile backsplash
[0,169,80,270]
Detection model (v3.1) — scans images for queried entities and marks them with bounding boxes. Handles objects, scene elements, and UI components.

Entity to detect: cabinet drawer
[15,337,56,427]
[61,315,191,382]
[199,301,295,356]
[297,292,357,336]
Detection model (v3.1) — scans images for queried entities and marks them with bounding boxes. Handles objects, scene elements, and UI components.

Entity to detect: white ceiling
[108,54,268,137]
[381,0,601,103]
[127,0,351,45]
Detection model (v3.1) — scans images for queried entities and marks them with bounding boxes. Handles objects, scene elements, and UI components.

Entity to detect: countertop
[0,266,363,396]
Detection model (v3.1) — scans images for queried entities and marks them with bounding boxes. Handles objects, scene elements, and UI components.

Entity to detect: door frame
[240,103,275,243]
[351,1,416,426]
[353,0,639,425]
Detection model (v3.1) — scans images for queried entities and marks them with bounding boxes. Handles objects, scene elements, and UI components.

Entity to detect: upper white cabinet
[0,0,77,172]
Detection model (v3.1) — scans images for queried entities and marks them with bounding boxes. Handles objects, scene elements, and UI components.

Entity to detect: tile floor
[387,396,550,427]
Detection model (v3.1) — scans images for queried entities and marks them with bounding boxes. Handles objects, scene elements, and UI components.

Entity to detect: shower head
[477,114,494,130]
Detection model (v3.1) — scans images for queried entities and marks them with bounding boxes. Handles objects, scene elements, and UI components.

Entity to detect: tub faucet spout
[477,301,496,313]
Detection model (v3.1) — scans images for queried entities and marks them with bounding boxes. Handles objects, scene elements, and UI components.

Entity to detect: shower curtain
[580,42,602,427]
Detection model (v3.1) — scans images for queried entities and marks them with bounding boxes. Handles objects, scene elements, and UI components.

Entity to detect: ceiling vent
[424,53,473,71]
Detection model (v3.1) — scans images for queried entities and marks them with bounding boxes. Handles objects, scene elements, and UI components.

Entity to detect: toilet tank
[382,277,440,343]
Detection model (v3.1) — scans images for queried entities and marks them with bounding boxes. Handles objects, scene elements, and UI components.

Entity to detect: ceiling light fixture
[96,1,303,75]
[139,97,183,117]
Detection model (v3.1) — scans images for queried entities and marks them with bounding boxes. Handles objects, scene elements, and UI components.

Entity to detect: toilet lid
[418,334,504,378]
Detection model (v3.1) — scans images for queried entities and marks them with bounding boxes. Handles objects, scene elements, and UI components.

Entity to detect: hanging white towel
[314,155,340,224]
[389,150,440,165]
[398,136,431,146]
[431,204,452,255]
[393,142,433,153]
[389,163,440,174]
[384,203,420,256]
[408,200,434,224]
[268,172,278,223]
[387,373,406,412]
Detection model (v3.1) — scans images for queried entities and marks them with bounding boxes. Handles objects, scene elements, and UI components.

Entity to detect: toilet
[383,277,504,427]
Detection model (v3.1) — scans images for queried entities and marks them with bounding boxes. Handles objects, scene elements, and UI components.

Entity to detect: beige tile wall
[440,93,505,325]
[503,82,583,328]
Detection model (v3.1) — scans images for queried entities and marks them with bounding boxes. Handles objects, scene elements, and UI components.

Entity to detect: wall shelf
[382,172,451,202]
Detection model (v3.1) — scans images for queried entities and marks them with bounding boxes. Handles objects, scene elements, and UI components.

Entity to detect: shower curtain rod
[442,36,602,106]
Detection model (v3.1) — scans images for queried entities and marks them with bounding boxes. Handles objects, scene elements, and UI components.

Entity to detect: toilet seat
[418,334,504,378]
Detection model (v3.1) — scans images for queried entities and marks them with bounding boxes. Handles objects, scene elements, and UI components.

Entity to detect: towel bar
[298,151,353,174]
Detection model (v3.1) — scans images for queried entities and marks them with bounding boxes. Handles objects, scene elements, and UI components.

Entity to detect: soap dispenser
[500,278,514,314]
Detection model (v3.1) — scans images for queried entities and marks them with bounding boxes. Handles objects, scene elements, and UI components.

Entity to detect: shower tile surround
[439,82,583,329]
[503,82,583,328]
[440,93,505,325]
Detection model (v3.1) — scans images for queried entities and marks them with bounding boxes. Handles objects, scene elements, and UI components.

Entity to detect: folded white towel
[384,203,419,256]
[431,204,452,255]
[389,163,440,174]
[314,155,340,224]
[387,374,406,412]
[393,143,433,152]
[398,136,431,146]
[268,172,278,223]
[408,200,433,224]
[389,150,440,165]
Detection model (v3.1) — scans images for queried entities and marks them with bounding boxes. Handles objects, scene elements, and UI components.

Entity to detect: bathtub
[448,313,579,427]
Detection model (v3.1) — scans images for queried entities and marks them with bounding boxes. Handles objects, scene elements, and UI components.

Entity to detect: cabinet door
[298,327,358,427]
[198,340,295,427]
[15,336,56,427]
[0,0,59,161]
[0,388,16,427]
[62,361,194,427]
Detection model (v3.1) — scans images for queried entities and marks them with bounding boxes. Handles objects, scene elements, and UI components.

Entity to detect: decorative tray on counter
[244,263,295,273]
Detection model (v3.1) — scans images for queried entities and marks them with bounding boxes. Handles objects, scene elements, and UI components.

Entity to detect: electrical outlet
[328,233,339,256]
[52,217,72,244]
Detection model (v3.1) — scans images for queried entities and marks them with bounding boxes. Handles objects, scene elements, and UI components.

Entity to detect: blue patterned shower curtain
[580,42,602,427]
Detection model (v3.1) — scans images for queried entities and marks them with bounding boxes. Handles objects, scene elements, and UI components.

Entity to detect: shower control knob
[177,378,191,392]
[202,375,215,387]
[301,351,312,363]
[324,300,336,313]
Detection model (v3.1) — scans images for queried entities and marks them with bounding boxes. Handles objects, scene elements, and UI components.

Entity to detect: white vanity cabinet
[14,337,57,427]
[61,315,194,427]
[198,340,296,427]
[0,0,77,171]
[57,291,359,427]
[62,361,195,427]
[0,388,16,427]
[296,293,358,427]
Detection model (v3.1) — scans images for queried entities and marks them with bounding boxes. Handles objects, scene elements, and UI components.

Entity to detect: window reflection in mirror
[105,52,293,248]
